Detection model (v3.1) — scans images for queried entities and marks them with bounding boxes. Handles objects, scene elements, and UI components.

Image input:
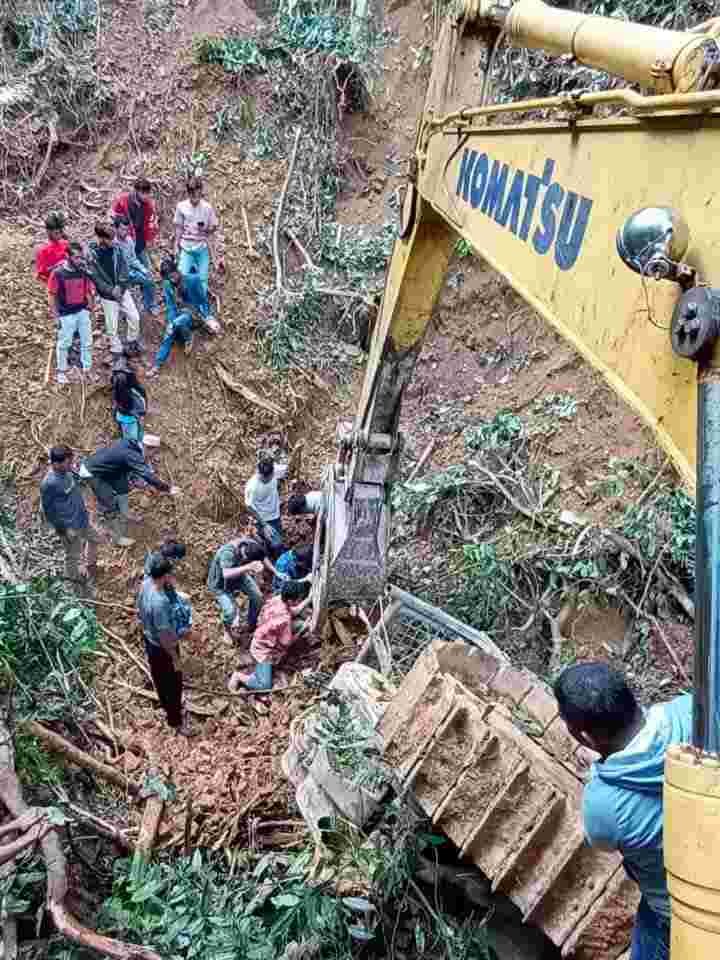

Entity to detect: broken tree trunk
[24,721,139,795]
[0,714,161,960]
[137,769,165,859]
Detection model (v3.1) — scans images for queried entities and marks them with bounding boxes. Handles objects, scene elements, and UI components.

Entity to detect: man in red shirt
[229,580,311,690]
[35,212,69,285]
[110,178,158,294]
[48,242,96,384]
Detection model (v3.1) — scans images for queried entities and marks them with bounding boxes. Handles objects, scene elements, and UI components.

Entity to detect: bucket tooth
[432,734,523,850]
[527,841,624,947]
[460,764,552,878]
[408,702,488,817]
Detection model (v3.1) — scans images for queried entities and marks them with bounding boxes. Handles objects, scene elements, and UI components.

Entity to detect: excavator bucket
[310,464,389,632]
[381,640,639,958]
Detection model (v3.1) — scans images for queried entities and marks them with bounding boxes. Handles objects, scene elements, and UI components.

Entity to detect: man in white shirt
[244,456,288,560]
[173,177,219,295]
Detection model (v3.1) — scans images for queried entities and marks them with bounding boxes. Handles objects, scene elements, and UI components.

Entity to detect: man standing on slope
[41,445,101,593]
[174,177,219,295]
[110,177,158,312]
[554,662,692,960]
[48,242,95,384]
[35,212,69,285]
[85,223,141,355]
[137,556,193,736]
[245,456,287,560]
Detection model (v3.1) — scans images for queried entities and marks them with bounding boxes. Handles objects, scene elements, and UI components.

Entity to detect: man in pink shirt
[35,212,69,285]
[229,580,311,690]
[173,177,219,295]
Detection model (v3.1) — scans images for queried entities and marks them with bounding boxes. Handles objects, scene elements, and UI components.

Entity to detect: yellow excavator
[310,0,720,955]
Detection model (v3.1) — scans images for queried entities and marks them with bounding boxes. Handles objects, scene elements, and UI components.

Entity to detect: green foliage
[0,573,99,720]
[98,850,352,959]
[14,732,64,788]
[454,237,474,259]
[210,100,255,142]
[588,455,654,499]
[312,694,390,792]
[622,488,696,581]
[464,410,523,452]
[531,391,577,420]
[449,543,513,633]
[6,0,97,62]
[318,222,395,278]
[393,464,470,525]
[194,35,269,75]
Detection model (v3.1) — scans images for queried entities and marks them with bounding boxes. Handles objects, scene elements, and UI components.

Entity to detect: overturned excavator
[308,1,720,958]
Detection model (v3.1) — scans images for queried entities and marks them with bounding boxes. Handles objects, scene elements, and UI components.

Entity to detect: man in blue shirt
[147,257,218,378]
[554,662,692,960]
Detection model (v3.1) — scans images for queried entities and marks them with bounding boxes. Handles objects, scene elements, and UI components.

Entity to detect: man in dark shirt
[40,445,101,588]
[48,242,95,385]
[80,439,180,546]
[85,223,140,355]
[207,536,273,645]
[137,556,192,735]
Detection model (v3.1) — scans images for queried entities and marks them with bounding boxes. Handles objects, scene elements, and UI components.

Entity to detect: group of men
[40,436,322,732]
[36,176,221,384]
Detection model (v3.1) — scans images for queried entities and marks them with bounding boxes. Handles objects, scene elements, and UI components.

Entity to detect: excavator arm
[312,8,720,951]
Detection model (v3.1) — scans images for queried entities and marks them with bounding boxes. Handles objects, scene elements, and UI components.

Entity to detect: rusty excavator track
[380,641,638,959]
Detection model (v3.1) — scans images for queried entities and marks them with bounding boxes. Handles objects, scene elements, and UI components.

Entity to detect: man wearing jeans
[207,536,271,645]
[40,445,101,590]
[80,439,180,546]
[85,223,141,355]
[48,242,95,385]
[113,215,157,315]
[137,556,192,736]
[173,177,218,295]
[110,177,158,294]
[554,662,692,960]
[147,257,216,378]
[244,456,288,560]
[229,580,311,690]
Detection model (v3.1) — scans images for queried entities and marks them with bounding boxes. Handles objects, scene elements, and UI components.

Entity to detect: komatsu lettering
[456,149,593,271]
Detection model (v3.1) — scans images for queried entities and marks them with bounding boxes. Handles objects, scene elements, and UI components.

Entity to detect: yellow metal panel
[419,115,720,490]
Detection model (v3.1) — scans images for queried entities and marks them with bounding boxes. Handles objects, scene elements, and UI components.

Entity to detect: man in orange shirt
[35,212,69,285]
[229,580,311,690]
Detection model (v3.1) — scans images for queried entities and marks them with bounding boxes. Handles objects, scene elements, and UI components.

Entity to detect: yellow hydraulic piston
[665,747,720,956]
[468,0,720,94]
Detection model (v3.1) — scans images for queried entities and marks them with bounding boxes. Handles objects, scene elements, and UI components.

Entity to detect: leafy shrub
[622,488,696,581]
[99,850,351,959]
[6,0,97,62]
[531,392,577,421]
[194,35,269,75]
[393,464,470,525]
[14,732,64,788]
[464,410,523,452]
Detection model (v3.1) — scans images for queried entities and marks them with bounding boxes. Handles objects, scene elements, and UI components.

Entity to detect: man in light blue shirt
[554,662,692,960]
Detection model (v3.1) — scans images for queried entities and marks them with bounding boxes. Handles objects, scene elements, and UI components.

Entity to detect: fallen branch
[242,204,257,257]
[214,365,284,417]
[137,769,165,859]
[24,721,139,795]
[407,439,437,483]
[99,623,152,682]
[0,714,160,960]
[285,228,320,272]
[273,127,303,292]
[34,120,58,188]
[58,797,134,853]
